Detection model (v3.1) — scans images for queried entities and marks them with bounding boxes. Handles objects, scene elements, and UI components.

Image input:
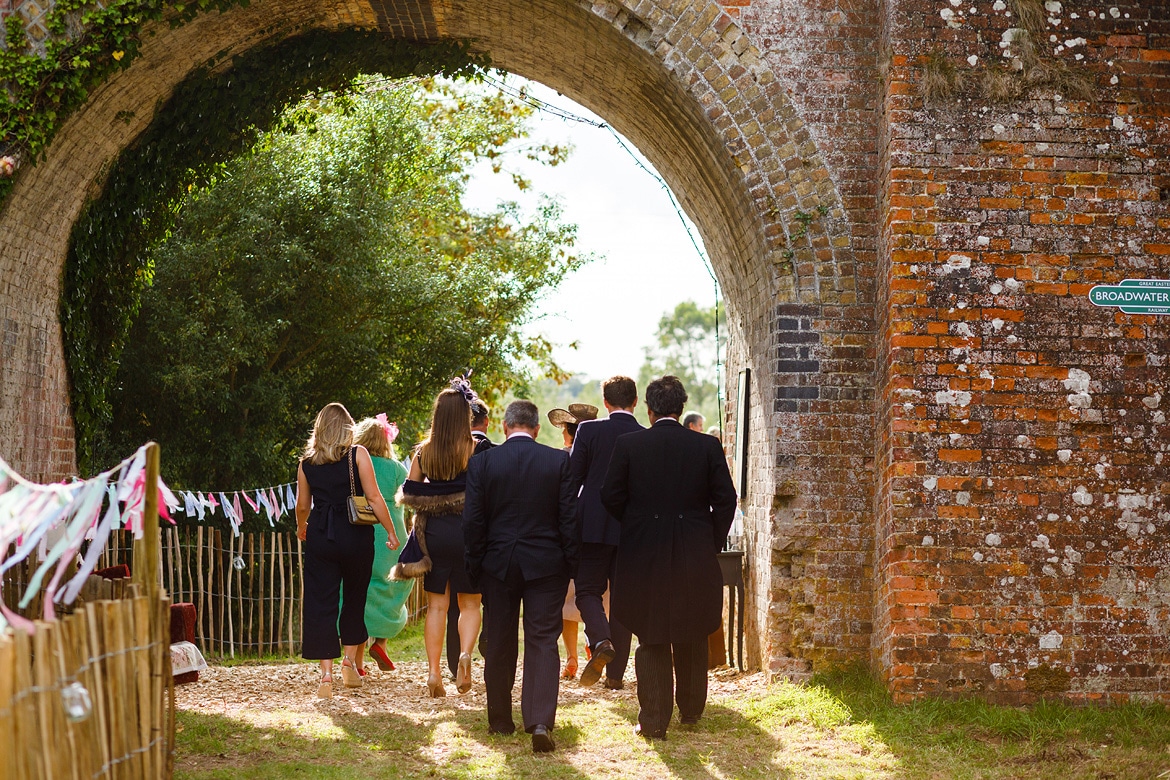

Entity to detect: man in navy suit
[464,400,577,753]
[569,375,642,688]
[601,376,736,740]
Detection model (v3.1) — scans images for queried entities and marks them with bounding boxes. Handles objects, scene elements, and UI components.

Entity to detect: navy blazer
[568,411,643,546]
[464,435,578,584]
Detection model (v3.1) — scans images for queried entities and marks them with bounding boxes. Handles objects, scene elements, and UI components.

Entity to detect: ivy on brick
[0,0,253,203]
[61,28,487,473]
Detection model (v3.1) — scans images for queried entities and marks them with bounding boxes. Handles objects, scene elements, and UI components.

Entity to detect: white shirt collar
[653,417,681,425]
[609,409,635,418]
[506,431,534,440]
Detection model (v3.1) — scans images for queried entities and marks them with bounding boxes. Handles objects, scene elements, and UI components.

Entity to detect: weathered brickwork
[1,0,1167,702]
[875,1,1170,701]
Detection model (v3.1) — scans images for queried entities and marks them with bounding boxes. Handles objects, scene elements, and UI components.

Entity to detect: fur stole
[390,485,466,580]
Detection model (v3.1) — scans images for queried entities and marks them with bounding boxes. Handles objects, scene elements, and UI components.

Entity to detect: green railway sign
[1088,279,1170,315]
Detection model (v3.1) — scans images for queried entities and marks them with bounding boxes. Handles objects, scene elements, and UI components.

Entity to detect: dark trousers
[480,564,569,733]
[574,541,631,681]
[447,596,461,677]
[301,513,374,660]
[634,639,709,734]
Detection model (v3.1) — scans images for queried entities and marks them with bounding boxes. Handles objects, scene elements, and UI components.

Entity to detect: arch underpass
[0,0,873,683]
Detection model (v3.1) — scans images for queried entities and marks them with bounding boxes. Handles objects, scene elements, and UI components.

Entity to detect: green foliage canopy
[102,79,588,489]
[62,30,487,476]
[638,300,725,428]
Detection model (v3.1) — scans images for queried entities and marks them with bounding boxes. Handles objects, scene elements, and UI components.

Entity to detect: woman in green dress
[352,414,412,672]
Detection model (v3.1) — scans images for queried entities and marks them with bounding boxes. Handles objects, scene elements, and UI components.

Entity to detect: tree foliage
[638,300,725,427]
[102,79,588,489]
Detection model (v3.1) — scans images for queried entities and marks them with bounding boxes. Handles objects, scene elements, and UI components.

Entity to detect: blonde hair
[414,389,474,481]
[303,403,354,465]
[353,417,396,460]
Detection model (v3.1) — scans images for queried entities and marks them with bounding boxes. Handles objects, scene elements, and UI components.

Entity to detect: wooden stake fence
[90,527,425,659]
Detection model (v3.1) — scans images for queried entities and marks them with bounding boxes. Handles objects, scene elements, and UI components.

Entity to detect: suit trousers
[480,563,569,733]
[574,542,632,680]
[634,639,709,734]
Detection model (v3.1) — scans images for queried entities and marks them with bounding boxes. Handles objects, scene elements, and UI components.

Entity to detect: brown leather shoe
[603,677,624,690]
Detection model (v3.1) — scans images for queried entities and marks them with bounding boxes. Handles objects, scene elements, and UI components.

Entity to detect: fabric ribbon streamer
[0,445,180,632]
[167,478,302,533]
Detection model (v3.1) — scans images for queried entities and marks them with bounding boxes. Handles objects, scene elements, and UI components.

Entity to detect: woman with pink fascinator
[351,414,412,674]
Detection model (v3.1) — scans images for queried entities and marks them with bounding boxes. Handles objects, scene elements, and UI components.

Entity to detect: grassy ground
[176,622,1170,779]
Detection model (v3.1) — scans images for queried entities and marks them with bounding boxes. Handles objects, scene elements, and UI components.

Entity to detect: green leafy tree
[101,78,589,489]
[638,300,725,428]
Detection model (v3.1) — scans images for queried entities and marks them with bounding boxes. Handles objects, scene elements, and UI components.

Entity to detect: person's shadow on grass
[627,702,795,780]
[331,702,595,779]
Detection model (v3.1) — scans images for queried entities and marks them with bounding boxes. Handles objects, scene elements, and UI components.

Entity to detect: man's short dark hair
[602,376,637,408]
[682,412,705,430]
[471,400,490,427]
[645,376,688,417]
[504,400,540,430]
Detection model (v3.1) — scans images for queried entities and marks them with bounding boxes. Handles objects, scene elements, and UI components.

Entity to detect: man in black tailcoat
[569,375,642,689]
[601,375,736,740]
[464,400,578,753]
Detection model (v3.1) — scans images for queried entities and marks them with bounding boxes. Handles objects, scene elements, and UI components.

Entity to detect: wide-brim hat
[547,404,599,429]
[568,403,599,422]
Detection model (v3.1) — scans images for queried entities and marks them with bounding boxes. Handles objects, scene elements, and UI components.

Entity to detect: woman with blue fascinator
[398,374,482,697]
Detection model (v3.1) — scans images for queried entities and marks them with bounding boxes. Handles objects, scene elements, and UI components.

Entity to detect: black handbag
[397,531,424,566]
[390,518,432,579]
[347,448,378,526]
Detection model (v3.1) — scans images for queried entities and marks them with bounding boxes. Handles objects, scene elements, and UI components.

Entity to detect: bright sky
[460,76,717,381]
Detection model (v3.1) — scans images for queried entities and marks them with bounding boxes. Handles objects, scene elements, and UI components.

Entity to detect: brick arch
[0,0,865,674]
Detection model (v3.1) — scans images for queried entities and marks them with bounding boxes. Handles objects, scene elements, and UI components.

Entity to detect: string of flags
[169,482,297,536]
[0,445,180,631]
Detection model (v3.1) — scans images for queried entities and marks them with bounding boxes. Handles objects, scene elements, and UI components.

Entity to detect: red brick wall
[876,0,1170,701]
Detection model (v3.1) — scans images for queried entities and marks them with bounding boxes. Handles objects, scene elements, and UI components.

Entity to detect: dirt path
[176,659,767,723]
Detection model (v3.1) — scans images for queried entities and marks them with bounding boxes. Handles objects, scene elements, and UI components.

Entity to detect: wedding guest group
[295,372,735,751]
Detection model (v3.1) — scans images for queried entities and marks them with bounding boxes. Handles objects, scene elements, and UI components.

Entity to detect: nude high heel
[427,674,446,698]
[456,652,472,694]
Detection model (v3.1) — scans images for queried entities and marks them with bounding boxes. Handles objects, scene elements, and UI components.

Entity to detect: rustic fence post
[132,442,162,603]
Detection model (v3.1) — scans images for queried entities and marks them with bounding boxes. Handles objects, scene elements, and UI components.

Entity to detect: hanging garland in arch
[60,27,488,474]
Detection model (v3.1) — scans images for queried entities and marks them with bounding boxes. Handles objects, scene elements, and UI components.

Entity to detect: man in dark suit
[601,376,736,740]
[464,400,578,753]
[569,375,642,688]
[448,399,496,680]
[471,399,496,454]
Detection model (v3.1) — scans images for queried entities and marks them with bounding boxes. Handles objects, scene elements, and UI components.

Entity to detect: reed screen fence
[0,591,173,780]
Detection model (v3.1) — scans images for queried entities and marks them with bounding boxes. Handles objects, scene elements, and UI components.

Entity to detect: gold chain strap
[348,447,357,498]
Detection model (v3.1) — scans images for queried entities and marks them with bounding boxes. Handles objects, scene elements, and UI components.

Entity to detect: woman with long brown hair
[399,381,481,697]
[295,403,399,698]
